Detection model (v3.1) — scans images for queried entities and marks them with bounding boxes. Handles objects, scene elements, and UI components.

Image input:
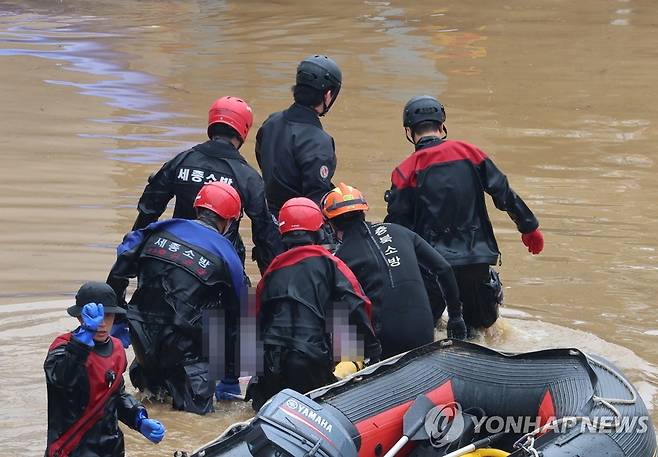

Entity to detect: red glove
[521,229,544,255]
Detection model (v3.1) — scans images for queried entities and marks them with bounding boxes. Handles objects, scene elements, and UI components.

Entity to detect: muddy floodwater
[1,0,657,455]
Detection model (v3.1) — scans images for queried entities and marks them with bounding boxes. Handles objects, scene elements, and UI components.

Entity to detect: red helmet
[193,181,242,221]
[207,96,254,142]
[278,198,323,234]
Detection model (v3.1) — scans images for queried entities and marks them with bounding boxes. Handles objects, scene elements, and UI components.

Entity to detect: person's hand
[110,321,131,348]
[215,377,241,401]
[136,409,165,444]
[447,316,467,340]
[81,303,104,331]
[521,229,544,255]
[73,303,104,347]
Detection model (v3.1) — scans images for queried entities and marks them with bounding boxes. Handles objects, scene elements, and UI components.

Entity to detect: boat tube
[183,340,656,457]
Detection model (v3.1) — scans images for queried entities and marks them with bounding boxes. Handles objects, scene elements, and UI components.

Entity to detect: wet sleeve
[242,170,284,273]
[412,231,461,318]
[295,133,336,206]
[43,338,91,389]
[132,161,176,230]
[478,157,539,234]
[106,229,146,305]
[331,261,382,363]
[116,378,144,429]
[384,167,416,229]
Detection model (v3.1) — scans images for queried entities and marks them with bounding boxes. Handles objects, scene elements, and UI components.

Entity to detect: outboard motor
[189,389,358,457]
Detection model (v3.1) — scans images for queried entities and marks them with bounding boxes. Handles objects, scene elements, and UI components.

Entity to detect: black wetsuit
[132,139,282,273]
[385,136,539,328]
[45,333,143,457]
[255,103,336,216]
[107,219,245,415]
[248,243,380,410]
[335,221,460,358]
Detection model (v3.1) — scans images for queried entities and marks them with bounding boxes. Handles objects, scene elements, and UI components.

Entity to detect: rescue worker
[131,96,282,273]
[322,183,467,358]
[107,182,246,415]
[246,198,381,410]
[45,282,165,457]
[255,55,341,216]
[385,96,544,334]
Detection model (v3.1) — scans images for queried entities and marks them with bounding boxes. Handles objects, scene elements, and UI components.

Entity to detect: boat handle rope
[514,352,638,456]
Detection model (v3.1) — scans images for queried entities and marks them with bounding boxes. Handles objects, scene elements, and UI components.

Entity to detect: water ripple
[0,13,190,164]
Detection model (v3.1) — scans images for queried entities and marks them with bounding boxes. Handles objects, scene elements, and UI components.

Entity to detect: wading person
[385,95,544,335]
[131,96,282,273]
[246,198,380,410]
[107,182,246,415]
[255,55,342,217]
[323,183,466,359]
[45,282,165,457]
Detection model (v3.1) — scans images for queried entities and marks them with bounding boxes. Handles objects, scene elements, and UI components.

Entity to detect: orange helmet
[321,183,369,219]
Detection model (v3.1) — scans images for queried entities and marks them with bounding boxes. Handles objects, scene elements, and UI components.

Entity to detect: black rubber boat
[182,340,656,457]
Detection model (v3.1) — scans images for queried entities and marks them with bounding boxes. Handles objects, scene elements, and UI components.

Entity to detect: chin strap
[319,99,329,117]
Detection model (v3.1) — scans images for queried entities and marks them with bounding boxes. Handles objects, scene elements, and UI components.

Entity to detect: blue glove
[215,377,241,401]
[135,409,165,444]
[72,303,104,347]
[110,321,131,348]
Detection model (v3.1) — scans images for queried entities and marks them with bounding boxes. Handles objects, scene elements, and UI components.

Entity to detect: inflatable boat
[184,340,656,457]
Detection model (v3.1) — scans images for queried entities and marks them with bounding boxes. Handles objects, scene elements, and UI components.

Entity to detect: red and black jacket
[256,244,381,364]
[255,103,336,216]
[44,333,143,457]
[335,221,460,359]
[132,139,283,272]
[385,136,539,266]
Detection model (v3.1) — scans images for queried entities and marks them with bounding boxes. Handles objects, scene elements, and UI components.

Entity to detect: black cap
[67,281,126,317]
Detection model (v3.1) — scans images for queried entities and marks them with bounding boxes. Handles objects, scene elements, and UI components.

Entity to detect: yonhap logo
[423,401,652,445]
[424,402,465,447]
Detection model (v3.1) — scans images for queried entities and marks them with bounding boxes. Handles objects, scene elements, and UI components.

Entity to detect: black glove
[447,315,467,340]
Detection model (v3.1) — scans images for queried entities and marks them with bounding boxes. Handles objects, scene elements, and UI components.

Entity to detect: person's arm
[295,133,336,207]
[412,231,460,315]
[331,259,382,363]
[43,338,91,389]
[120,387,166,443]
[132,161,176,231]
[412,230,467,339]
[242,170,284,273]
[117,377,145,428]
[384,166,416,229]
[255,125,265,172]
[477,154,539,234]
[106,229,146,305]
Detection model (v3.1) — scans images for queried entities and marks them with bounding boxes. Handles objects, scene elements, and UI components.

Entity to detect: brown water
[1,0,657,455]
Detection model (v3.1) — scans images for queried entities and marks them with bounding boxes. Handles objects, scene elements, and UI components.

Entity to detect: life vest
[46,334,127,457]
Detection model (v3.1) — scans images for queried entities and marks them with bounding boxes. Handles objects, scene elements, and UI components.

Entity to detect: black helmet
[296,55,342,92]
[403,95,446,127]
